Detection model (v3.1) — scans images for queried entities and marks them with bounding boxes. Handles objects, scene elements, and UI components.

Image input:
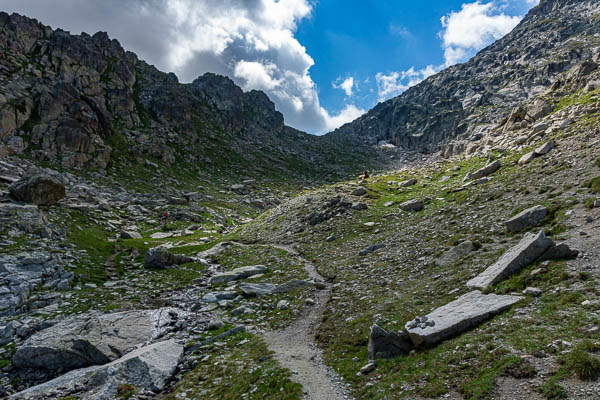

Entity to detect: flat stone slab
[405,291,522,348]
[201,291,237,303]
[505,205,548,233]
[209,265,267,285]
[12,308,180,372]
[239,283,277,296]
[12,340,183,399]
[467,230,554,290]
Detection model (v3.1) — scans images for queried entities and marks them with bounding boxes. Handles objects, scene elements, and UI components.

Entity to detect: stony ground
[1,58,600,400]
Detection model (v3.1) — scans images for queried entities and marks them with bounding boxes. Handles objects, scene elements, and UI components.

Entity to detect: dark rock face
[328,0,600,152]
[9,174,65,205]
[0,13,306,172]
[368,324,413,359]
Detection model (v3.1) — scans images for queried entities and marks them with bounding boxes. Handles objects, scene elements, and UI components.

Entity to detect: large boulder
[11,340,183,400]
[467,230,554,290]
[505,205,548,233]
[8,175,65,206]
[144,248,193,269]
[405,291,522,348]
[399,199,424,212]
[368,324,413,359]
[469,160,501,181]
[12,308,180,372]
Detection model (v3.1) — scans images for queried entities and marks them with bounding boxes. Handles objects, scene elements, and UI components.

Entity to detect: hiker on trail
[161,210,169,228]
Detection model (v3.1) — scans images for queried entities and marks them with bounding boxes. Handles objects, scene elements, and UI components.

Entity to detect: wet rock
[505,205,548,233]
[144,248,193,269]
[367,324,413,359]
[209,265,267,285]
[12,340,183,399]
[405,291,522,348]
[467,230,554,290]
[12,308,180,372]
[8,174,66,206]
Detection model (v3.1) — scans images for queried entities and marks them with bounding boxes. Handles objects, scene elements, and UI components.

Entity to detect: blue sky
[296,0,536,117]
[3,0,539,133]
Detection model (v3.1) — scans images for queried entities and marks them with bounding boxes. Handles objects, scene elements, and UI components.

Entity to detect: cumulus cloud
[1,0,362,134]
[440,1,522,66]
[376,65,438,101]
[332,77,355,96]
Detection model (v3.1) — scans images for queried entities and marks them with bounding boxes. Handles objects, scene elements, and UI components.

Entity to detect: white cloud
[234,61,282,91]
[321,104,366,132]
[376,65,438,101]
[332,77,355,96]
[440,1,522,66]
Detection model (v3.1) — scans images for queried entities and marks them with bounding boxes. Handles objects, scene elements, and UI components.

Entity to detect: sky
[2,0,539,134]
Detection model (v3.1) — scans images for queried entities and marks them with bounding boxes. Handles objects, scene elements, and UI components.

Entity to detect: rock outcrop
[328,0,600,152]
[12,308,180,372]
[467,230,554,290]
[12,339,183,400]
[405,291,523,348]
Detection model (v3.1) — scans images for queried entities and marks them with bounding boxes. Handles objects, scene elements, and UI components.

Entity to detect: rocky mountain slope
[2,1,600,399]
[0,11,392,193]
[328,0,600,154]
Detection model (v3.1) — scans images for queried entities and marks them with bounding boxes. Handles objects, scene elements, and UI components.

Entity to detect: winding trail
[262,244,352,400]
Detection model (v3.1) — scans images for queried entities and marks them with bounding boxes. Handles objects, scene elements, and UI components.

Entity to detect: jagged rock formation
[0,12,385,182]
[328,0,600,153]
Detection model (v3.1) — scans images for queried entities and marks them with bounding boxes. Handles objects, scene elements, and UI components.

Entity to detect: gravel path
[262,244,352,400]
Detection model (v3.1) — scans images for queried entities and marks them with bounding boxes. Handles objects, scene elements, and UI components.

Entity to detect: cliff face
[327,0,600,153]
[1,12,373,181]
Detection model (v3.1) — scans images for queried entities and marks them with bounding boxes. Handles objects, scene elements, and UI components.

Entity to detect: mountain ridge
[326,0,600,154]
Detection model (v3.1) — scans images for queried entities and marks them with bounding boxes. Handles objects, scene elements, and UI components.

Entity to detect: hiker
[161,210,169,228]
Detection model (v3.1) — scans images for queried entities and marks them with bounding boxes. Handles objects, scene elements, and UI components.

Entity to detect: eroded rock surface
[12,308,180,372]
[405,291,522,348]
[467,230,554,289]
